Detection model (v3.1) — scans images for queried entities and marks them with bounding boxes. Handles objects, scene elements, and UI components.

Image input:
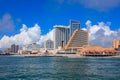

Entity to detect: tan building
[65,29,89,50]
[5,48,11,54]
[77,45,115,55]
[113,39,120,49]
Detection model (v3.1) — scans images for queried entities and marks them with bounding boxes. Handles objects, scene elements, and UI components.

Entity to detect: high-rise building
[65,29,89,50]
[11,44,19,53]
[70,20,80,36]
[54,20,85,50]
[54,26,70,49]
[113,39,120,49]
[44,39,54,49]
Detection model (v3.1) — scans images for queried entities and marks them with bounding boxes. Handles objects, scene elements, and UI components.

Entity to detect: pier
[77,45,120,56]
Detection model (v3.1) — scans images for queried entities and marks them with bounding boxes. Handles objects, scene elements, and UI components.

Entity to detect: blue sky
[0,0,120,39]
[0,0,120,36]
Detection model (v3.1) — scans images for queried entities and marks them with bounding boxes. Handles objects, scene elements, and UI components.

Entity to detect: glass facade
[70,20,80,36]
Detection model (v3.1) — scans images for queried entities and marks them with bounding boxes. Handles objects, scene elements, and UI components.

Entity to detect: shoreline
[1,53,120,58]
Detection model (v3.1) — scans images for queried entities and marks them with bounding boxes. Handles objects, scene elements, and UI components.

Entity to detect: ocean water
[0,56,120,80]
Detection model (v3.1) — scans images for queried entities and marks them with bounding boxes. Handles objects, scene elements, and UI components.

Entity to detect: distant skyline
[0,0,120,48]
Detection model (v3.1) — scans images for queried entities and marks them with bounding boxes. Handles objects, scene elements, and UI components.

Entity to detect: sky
[0,0,120,48]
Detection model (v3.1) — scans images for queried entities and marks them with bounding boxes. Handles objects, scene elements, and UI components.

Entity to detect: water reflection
[0,56,120,80]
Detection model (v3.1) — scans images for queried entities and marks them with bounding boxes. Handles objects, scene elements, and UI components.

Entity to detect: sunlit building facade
[65,29,89,50]
[113,39,120,49]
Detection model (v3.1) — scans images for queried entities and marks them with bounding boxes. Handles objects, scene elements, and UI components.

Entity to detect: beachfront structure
[113,39,120,49]
[44,39,54,49]
[70,20,80,36]
[77,45,118,56]
[5,48,11,54]
[22,43,40,51]
[54,25,70,49]
[65,29,89,50]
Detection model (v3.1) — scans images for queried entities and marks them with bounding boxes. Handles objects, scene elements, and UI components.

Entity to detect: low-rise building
[44,39,54,49]
[113,39,120,49]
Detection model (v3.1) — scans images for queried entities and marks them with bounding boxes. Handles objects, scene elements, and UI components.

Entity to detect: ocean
[0,56,120,80]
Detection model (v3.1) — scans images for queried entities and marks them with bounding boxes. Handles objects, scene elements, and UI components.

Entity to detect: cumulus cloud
[0,24,54,48]
[0,20,120,48]
[0,14,14,32]
[86,20,120,47]
[37,29,54,45]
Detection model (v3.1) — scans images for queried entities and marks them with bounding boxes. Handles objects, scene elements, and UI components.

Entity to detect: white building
[54,25,70,49]
[22,43,40,51]
[44,39,54,49]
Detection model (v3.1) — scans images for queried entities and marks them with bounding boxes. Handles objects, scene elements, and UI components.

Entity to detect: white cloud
[0,24,54,48]
[78,0,120,11]
[0,20,120,48]
[37,29,54,45]
[85,20,120,47]
[0,14,14,32]
[58,0,120,11]
[20,24,28,32]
